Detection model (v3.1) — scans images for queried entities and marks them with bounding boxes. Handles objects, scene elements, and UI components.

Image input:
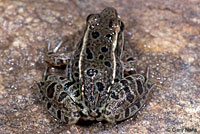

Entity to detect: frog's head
[84,7,124,58]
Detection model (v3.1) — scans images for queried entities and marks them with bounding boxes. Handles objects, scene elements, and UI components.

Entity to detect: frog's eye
[86,14,94,22]
[86,14,100,26]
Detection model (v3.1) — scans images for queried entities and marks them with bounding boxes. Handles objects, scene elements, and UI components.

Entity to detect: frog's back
[78,7,124,117]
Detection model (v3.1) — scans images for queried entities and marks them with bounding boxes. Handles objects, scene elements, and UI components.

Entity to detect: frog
[37,7,154,125]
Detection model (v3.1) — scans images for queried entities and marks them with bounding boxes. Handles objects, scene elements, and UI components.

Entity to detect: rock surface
[0,0,199,134]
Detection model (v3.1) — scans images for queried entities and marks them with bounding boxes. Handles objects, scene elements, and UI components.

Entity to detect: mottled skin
[37,7,154,125]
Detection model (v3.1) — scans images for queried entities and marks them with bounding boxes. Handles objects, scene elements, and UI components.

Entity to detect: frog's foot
[37,75,81,124]
[104,69,154,123]
[45,41,71,67]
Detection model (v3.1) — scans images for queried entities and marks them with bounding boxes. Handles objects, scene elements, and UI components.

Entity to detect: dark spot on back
[125,108,130,118]
[87,69,98,77]
[136,80,143,95]
[47,83,56,98]
[64,81,74,90]
[47,102,52,109]
[124,87,130,93]
[114,78,119,82]
[92,31,100,39]
[101,47,108,52]
[86,48,93,59]
[96,82,104,91]
[57,110,61,120]
[98,55,104,60]
[74,72,79,77]
[104,61,111,67]
[75,61,78,67]
[105,34,113,41]
[58,92,68,102]
[126,93,135,103]
[110,91,119,99]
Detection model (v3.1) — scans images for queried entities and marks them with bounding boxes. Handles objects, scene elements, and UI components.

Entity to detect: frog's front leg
[37,74,81,124]
[45,41,72,67]
[104,69,154,123]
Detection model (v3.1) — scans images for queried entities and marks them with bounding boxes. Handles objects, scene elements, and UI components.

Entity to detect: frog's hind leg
[104,68,154,123]
[36,76,81,124]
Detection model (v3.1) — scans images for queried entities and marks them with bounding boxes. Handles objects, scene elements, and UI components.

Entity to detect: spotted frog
[37,7,154,125]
